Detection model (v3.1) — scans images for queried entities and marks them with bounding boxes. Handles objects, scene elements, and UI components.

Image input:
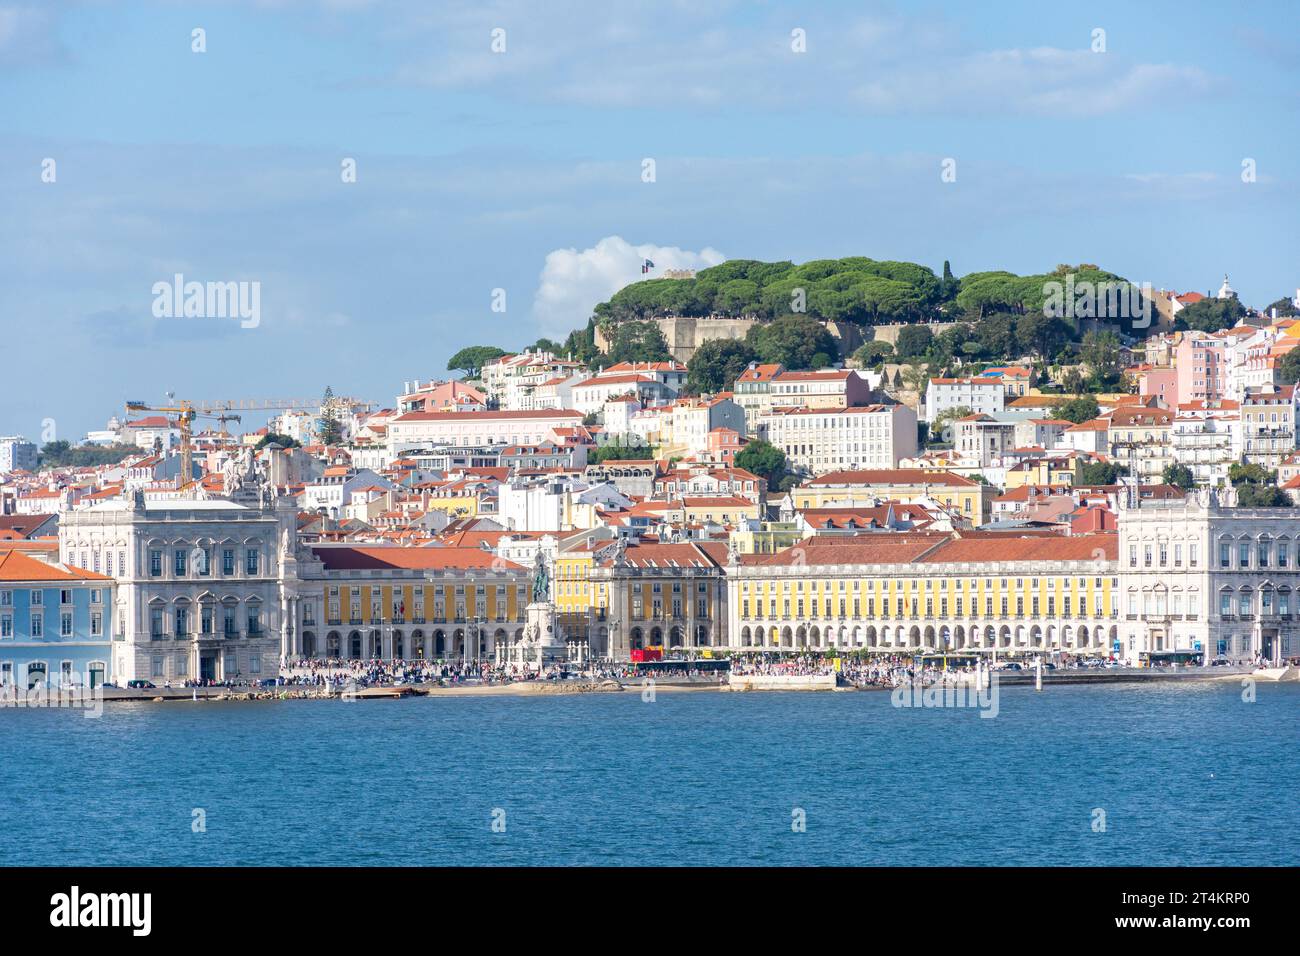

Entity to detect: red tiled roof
[806,469,978,488]
[309,546,525,572]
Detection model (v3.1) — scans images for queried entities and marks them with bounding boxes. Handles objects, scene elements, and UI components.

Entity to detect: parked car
[126,679,156,689]
[1210,656,1232,667]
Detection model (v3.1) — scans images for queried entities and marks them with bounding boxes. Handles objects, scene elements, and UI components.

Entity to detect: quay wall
[726,674,837,691]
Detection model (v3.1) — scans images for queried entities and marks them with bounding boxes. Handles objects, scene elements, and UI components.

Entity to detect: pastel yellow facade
[725,533,1121,655]
[736,573,1117,632]
[554,551,607,616]
[1004,458,1083,490]
[330,580,526,626]
[423,495,482,518]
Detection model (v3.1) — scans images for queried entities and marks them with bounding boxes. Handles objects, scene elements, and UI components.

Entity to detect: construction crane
[191,395,371,444]
[124,396,239,493]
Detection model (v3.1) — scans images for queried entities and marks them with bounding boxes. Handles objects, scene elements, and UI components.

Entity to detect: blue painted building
[0,548,114,690]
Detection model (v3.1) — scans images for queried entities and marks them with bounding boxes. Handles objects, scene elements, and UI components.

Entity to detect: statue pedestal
[508,601,568,667]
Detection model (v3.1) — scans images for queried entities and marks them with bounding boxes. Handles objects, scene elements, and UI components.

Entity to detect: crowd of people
[276,656,600,688]
[202,647,1265,695]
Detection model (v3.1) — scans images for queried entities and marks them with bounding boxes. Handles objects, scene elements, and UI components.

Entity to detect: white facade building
[386,409,584,456]
[924,377,1005,423]
[59,492,292,683]
[0,436,38,473]
[760,404,918,475]
[1116,487,1300,665]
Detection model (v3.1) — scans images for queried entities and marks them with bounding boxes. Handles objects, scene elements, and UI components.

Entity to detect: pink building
[1175,333,1229,405]
[1137,366,1178,406]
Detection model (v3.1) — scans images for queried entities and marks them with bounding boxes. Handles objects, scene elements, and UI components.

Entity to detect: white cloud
[531,236,725,336]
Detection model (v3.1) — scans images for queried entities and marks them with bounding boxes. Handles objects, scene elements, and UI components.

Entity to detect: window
[222,549,235,575]
[224,607,238,636]
[60,612,73,637]
[247,609,261,635]
[0,615,11,639]
[91,612,102,637]
[30,615,42,638]
[1219,543,1230,568]
[30,590,42,606]
[60,589,73,605]
[1220,593,1231,617]
[174,549,187,576]
[0,590,9,607]
[245,549,259,576]
[150,608,164,639]
[1239,593,1250,617]
[151,657,164,678]
[150,550,163,577]
[1239,542,1250,567]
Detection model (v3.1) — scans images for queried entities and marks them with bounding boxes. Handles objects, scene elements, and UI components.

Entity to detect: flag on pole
[641,258,655,274]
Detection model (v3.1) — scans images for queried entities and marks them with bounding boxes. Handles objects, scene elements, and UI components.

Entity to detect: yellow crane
[124,397,239,492]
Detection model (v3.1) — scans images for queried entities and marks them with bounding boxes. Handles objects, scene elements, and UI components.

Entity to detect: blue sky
[2,0,1297,440]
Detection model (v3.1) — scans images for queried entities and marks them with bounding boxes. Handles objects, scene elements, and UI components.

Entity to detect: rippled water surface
[1,680,1295,866]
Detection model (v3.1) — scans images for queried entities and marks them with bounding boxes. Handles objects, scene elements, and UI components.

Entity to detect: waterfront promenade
[3,659,1270,708]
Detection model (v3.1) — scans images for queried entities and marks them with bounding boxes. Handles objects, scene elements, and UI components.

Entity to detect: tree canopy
[595,257,947,326]
[746,314,838,370]
[1077,461,1128,485]
[734,439,788,488]
[602,321,671,365]
[446,345,507,378]
[38,441,139,469]
[685,338,758,394]
[1052,396,1101,424]
[1162,463,1195,490]
[1175,297,1246,334]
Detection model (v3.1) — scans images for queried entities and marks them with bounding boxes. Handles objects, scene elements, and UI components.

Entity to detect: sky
[1,0,1298,441]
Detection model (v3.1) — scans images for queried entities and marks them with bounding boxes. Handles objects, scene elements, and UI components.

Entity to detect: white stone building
[760,404,918,476]
[1116,487,1300,665]
[59,492,293,683]
[924,376,1006,423]
[1240,384,1297,470]
[386,409,584,456]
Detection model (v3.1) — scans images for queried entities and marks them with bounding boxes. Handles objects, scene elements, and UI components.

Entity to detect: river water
[1,680,1295,866]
